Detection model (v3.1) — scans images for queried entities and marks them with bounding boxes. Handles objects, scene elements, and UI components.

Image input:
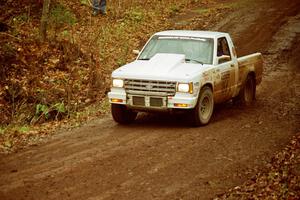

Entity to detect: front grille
[124,79,176,96]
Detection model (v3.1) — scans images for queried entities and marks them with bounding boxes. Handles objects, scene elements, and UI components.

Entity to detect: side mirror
[133,50,140,55]
[218,55,231,64]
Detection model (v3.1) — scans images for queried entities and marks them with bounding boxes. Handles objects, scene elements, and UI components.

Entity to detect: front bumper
[108,88,198,110]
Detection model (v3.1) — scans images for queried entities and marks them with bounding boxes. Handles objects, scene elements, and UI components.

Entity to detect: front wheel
[192,86,214,126]
[111,104,137,124]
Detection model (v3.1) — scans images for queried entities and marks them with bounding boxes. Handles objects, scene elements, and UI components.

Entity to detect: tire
[111,104,137,124]
[234,74,256,106]
[192,86,214,126]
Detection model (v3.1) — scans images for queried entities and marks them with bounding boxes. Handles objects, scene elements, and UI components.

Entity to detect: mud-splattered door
[214,37,236,103]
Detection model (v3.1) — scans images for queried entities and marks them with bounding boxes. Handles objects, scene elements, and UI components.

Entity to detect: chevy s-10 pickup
[108,30,263,126]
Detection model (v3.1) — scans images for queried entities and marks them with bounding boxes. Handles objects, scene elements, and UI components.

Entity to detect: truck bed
[237,53,263,85]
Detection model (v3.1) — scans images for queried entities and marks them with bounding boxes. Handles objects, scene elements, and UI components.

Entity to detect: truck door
[214,37,237,103]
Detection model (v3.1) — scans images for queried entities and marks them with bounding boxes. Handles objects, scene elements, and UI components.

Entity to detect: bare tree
[40,0,51,41]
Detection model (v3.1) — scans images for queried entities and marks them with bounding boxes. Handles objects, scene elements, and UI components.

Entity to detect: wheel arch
[248,71,256,79]
[193,82,213,106]
[196,82,214,101]
[200,82,213,92]
[248,71,256,99]
[241,70,256,87]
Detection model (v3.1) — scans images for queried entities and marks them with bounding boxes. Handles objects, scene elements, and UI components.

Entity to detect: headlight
[177,82,193,94]
[112,79,124,88]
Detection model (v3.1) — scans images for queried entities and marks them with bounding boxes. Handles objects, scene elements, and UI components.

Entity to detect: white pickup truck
[108,30,263,126]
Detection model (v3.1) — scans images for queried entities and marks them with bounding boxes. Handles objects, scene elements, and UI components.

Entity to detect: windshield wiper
[138,58,150,60]
[185,58,203,64]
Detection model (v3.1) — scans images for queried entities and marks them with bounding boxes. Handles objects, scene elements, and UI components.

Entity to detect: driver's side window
[217,37,231,64]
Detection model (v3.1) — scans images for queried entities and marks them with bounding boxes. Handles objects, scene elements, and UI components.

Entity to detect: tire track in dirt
[0,126,165,192]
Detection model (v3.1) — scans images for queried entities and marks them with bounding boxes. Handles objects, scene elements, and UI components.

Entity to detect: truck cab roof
[154,30,228,39]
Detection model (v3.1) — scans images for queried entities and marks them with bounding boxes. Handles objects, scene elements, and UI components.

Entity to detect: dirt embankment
[0,0,299,200]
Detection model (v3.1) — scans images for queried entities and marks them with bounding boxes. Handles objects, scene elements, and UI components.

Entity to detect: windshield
[138,36,214,64]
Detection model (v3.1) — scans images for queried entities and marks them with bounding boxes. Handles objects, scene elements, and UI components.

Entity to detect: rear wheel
[234,74,256,106]
[192,86,214,126]
[111,104,137,124]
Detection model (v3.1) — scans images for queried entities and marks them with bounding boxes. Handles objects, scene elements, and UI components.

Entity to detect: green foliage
[50,4,77,28]
[61,30,69,37]
[53,102,66,113]
[0,127,5,135]
[34,102,66,122]
[19,126,30,133]
[117,43,129,67]
[195,8,209,14]
[16,13,29,22]
[99,98,110,114]
[12,13,29,25]
[80,0,89,6]
[2,43,16,57]
[59,30,74,41]
[125,8,144,23]
[117,58,126,67]
[36,104,50,119]
[170,5,180,14]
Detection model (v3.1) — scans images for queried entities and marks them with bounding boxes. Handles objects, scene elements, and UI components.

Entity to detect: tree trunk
[40,0,51,41]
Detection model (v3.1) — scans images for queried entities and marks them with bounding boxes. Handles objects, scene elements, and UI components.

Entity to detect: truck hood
[112,53,211,81]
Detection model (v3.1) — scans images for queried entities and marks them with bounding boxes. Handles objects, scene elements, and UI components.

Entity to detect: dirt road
[0,0,299,199]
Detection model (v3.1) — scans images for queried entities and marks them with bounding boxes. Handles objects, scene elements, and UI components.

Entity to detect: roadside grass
[0,125,31,151]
